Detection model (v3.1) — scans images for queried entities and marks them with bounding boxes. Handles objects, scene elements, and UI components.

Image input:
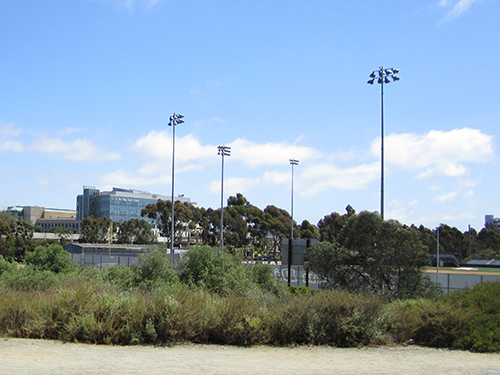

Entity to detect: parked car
[261,255,277,262]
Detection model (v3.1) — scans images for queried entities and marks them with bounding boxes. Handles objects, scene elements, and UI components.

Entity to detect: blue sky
[1,0,499,233]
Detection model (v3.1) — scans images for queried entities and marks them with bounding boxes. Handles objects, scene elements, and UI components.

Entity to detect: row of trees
[3,193,500,261]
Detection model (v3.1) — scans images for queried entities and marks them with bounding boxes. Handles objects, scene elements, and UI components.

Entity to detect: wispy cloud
[31,135,121,161]
[372,128,494,179]
[438,0,481,20]
[103,127,495,201]
[90,0,163,11]
[0,123,121,161]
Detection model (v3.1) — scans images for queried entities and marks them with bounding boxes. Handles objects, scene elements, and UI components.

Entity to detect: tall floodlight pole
[436,225,440,284]
[218,145,231,250]
[288,158,299,287]
[289,159,299,239]
[168,112,184,262]
[367,67,400,221]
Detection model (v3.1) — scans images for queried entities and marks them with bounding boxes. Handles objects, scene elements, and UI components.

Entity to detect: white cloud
[229,138,320,168]
[101,169,170,188]
[0,123,24,152]
[372,128,494,179]
[301,162,379,197]
[31,135,121,161]
[134,132,319,168]
[439,0,480,20]
[435,191,458,202]
[207,170,289,195]
[135,131,216,162]
[91,0,162,11]
[106,128,494,202]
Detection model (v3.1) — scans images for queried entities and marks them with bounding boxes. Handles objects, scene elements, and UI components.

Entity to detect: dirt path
[1,338,500,374]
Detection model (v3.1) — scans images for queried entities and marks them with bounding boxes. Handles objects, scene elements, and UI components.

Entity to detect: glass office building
[76,186,192,224]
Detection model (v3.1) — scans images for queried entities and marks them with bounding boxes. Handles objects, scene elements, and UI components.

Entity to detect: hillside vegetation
[1,245,499,352]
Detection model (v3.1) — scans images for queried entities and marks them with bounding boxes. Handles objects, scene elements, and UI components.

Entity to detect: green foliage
[117,218,157,245]
[180,245,251,295]
[247,263,286,296]
[0,265,58,291]
[268,290,386,347]
[79,216,116,244]
[299,220,320,239]
[131,249,179,289]
[306,211,429,300]
[384,282,500,352]
[1,259,500,352]
[25,244,77,274]
[106,249,179,290]
[0,255,15,275]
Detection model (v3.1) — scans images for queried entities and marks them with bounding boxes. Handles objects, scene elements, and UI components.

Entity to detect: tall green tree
[299,220,320,239]
[141,200,201,246]
[306,211,430,300]
[117,218,157,245]
[317,205,355,243]
[79,216,115,243]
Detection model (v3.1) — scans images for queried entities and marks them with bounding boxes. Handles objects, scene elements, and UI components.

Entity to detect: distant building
[7,205,79,232]
[485,215,500,230]
[76,186,194,225]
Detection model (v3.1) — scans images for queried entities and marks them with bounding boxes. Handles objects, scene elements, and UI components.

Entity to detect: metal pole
[289,159,299,238]
[288,159,299,288]
[368,67,399,221]
[171,118,176,262]
[437,227,440,284]
[167,112,184,263]
[218,145,230,251]
[380,76,385,221]
[220,151,225,250]
[291,162,295,239]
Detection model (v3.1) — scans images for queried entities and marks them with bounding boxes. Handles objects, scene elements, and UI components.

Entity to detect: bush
[450,282,500,352]
[385,282,500,352]
[180,246,251,295]
[0,255,15,275]
[268,290,386,347]
[105,250,179,290]
[131,249,179,289]
[24,244,77,274]
[0,265,58,291]
[246,263,286,296]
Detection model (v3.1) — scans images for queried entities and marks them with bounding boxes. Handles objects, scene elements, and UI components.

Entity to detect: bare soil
[1,338,500,375]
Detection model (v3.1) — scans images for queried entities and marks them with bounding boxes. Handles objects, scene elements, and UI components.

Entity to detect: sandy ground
[1,338,500,375]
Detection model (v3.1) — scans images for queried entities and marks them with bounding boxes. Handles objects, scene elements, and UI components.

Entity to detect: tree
[141,199,201,246]
[317,206,355,243]
[262,205,291,252]
[305,211,430,300]
[52,226,73,243]
[299,220,320,239]
[117,218,157,245]
[79,216,116,243]
[25,243,77,274]
[476,228,500,259]
[0,219,14,258]
[141,199,172,237]
[303,241,353,290]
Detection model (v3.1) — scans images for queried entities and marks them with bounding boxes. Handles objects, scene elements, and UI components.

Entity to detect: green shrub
[0,255,15,275]
[268,290,386,347]
[247,263,286,296]
[132,249,179,289]
[24,244,77,274]
[0,265,58,291]
[180,246,251,295]
[450,282,500,352]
